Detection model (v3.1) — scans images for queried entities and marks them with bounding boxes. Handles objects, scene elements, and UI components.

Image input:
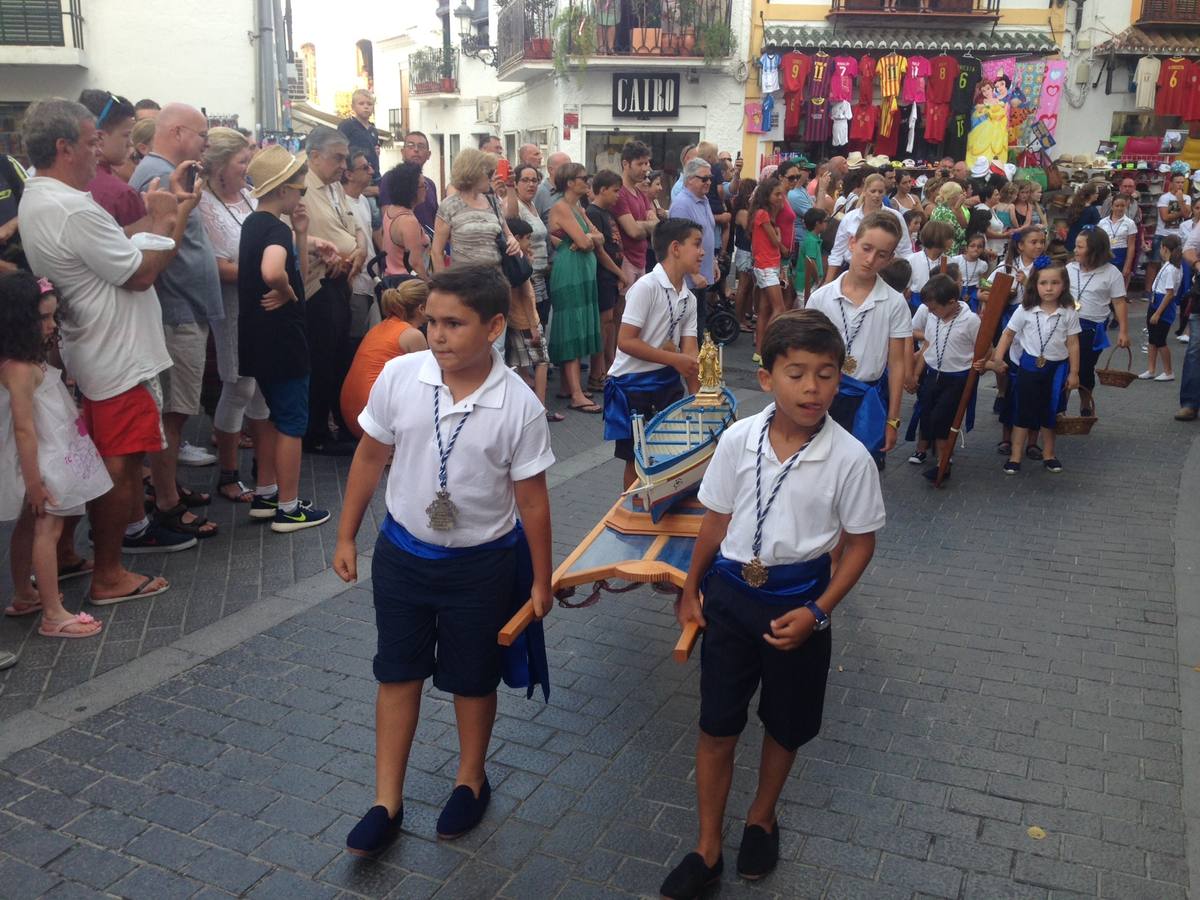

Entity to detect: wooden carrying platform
[498,496,704,662]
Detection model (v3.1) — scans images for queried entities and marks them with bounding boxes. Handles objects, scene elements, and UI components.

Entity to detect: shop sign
[611,73,680,119]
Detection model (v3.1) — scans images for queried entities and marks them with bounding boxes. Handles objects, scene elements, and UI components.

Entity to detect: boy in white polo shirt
[332,266,555,856]
[604,217,703,488]
[662,310,884,899]
[806,212,913,465]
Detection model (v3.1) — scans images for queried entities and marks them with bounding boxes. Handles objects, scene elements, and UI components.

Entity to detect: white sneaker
[1155,372,1175,382]
[177,441,217,467]
[1137,370,1154,380]
[1178,334,1191,343]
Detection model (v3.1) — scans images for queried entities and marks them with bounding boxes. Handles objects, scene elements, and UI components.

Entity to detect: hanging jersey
[782,52,812,95]
[858,55,877,106]
[878,53,907,99]
[805,96,832,143]
[850,104,879,142]
[1182,61,1200,122]
[927,55,959,105]
[831,100,853,147]
[875,114,900,158]
[830,56,859,103]
[924,102,950,143]
[943,113,970,160]
[951,58,982,114]
[808,52,833,100]
[762,93,776,133]
[901,56,932,104]
[1133,56,1161,111]
[1156,57,1190,117]
[785,92,805,138]
[878,99,899,138]
[760,53,782,94]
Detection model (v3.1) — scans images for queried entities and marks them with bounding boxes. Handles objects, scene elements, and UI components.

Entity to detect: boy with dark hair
[587,169,627,373]
[77,90,145,228]
[662,308,885,899]
[504,216,554,419]
[800,207,828,297]
[806,212,913,463]
[880,257,912,294]
[604,218,703,488]
[614,140,657,289]
[334,265,555,856]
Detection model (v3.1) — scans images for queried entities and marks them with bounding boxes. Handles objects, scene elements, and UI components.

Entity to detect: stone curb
[1175,431,1200,898]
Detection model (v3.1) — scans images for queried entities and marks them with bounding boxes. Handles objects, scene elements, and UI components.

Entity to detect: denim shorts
[258,375,310,438]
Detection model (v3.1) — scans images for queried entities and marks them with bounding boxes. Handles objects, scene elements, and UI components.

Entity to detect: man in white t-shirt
[18,98,197,605]
[342,148,378,342]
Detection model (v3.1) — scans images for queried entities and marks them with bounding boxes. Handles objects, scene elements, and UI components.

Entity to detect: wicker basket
[1056,388,1098,436]
[1096,346,1137,388]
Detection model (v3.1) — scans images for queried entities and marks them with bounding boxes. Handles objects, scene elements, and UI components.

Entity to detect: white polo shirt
[697,405,885,566]
[948,254,990,288]
[908,251,945,294]
[1152,263,1181,299]
[1066,262,1126,323]
[1006,305,1081,363]
[806,273,913,383]
[608,264,698,378]
[912,302,980,373]
[1098,214,1137,250]
[828,205,911,268]
[359,348,555,547]
[18,176,172,401]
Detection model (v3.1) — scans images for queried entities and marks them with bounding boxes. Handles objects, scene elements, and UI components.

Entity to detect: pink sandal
[39,611,102,639]
[4,597,43,617]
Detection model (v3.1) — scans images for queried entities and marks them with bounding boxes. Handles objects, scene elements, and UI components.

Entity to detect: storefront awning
[1095,27,1200,58]
[764,26,1057,54]
[289,102,394,146]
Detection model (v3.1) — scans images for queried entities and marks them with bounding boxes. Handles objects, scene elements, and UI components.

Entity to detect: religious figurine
[696,332,723,400]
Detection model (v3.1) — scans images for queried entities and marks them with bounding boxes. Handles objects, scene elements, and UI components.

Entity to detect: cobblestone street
[1,303,1198,899]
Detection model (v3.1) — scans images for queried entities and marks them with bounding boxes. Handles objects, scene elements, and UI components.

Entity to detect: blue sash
[905,368,975,442]
[1079,317,1110,353]
[1016,352,1070,428]
[1111,247,1127,273]
[838,373,887,456]
[1151,291,1179,327]
[381,515,549,701]
[1000,303,1019,333]
[706,553,831,608]
[1182,262,1194,299]
[908,290,922,314]
[602,367,682,441]
[962,285,979,313]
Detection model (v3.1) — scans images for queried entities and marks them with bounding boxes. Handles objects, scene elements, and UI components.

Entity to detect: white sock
[255,483,278,497]
[279,498,300,513]
[125,516,150,537]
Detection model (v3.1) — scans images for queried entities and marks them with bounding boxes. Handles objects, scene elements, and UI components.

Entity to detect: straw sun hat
[248,145,307,199]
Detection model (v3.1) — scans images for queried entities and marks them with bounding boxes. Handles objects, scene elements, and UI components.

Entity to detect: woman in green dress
[548,163,604,413]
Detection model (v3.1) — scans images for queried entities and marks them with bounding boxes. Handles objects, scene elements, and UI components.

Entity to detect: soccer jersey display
[950,57,982,114]
[830,56,859,103]
[1156,57,1190,117]
[927,55,959,105]
[858,55,876,106]
[760,53,782,94]
[782,52,812,95]
[900,56,931,105]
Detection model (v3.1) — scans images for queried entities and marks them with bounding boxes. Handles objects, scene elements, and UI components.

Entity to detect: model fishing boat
[626,334,737,523]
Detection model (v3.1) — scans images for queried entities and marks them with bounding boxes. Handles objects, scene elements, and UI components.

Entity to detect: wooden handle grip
[498,600,535,647]
[673,621,701,663]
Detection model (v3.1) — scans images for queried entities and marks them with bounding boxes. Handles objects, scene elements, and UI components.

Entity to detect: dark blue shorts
[699,574,832,752]
[258,375,310,438]
[612,379,685,461]
[370,531,515,696]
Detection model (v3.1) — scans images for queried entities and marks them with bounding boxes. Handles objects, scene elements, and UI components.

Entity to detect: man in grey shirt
[130,103,223,537]
[534,151,571,222]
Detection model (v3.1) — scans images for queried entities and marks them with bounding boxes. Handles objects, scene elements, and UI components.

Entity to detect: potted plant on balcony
[630,0,662,54]
[552,4,596,77]
[698,20,732,64]
[523,0,554,58]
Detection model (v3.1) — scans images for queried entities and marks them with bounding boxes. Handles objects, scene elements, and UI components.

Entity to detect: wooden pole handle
[498,600,535,647]
[673,621,702,663]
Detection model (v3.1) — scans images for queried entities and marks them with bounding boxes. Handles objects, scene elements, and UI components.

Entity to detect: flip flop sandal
[88,575,169,607]
[55,559,93,582]
[996,441,1012,455]
[39,610,102,639]
[156,502,219,539]
[569,402,602,414]
[4,596,43,617]
[556,391,593,400]
[546,411,566,422]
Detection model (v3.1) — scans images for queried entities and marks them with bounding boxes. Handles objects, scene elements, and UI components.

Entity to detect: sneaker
[908,450,927,465]
[123,521,198,554]
[1137,370,1154,380]
[1175,407,1199,421]
[1178,334,1191,343]
[1044,458,1064,473]
[737,823,779,880]
[177,441,217,467]
[271,500,330,533]
[1155,372,1175,382]
[661,852,724,899]
[1003,461,1021,475]
[249,492,279,520]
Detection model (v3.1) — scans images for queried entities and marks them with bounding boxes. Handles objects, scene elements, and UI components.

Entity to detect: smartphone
[496,158,511,181]
[183,162,202,193]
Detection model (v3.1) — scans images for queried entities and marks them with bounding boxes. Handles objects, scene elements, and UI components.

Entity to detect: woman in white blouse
[1098,194,1137,287]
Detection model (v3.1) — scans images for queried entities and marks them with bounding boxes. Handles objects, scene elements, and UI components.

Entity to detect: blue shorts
[699,574,832,751]
[371,531,514,696]
[258,375,310,437]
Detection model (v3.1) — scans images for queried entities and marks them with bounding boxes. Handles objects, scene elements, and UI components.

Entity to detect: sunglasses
[695,175,713,183]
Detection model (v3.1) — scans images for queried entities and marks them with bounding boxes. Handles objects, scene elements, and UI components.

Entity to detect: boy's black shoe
[1003,461,1021,475]
[908,450,927,465]
[661,852,724,899]
[1043,457,1064,473]
[736,823,779,880]
[436,777,490,839]
[346,805,403,857]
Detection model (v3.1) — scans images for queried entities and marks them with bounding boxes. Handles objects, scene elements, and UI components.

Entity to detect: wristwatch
[805,600,830,631]
[886,417,901,430]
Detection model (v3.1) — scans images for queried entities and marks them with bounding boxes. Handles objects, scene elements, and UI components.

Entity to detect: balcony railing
[0,0,83,49]
[1137,0,1198,25]
[828,0,999,19]
[498,0,734,74]
[409,47,459,95]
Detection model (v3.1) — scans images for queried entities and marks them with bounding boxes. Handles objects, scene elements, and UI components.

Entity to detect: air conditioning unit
[476,97,499,124]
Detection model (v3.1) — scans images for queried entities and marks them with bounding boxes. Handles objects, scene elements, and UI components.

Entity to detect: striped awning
[764,26,1059,54]
[1096,27,1200,57]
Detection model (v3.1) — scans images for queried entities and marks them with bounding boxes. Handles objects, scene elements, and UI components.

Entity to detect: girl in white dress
[1,274,112,638]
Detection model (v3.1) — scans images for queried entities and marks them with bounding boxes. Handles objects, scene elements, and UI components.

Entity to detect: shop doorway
[586,130,701,194]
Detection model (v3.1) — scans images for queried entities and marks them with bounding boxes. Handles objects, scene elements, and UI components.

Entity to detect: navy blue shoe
[346,805,403,857]
[436,778,490,839]
[661,852,724,898]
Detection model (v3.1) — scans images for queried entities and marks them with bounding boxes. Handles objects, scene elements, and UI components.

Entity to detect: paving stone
[0,856,62,897]
[183,845,273,894]
[109,864,203,900]
[62,807,148,850]
[2,822,75,866]
[193,811,278,854]
[252,830,342,875]
[46,844,137,890]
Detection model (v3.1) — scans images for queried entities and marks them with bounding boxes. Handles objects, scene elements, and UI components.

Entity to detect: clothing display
[831,100,853,147]
[859,55,877,106]
[849,104,879,143]
[830,57,859,103]
[1135,56,1162,111]
[760,53,782,94]
[1156,56,1190,117]
[927,55,959,106]
[782,52,812,95]
[900,56,931,105]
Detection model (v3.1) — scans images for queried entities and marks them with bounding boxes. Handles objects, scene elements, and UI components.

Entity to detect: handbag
[490,196,533,287]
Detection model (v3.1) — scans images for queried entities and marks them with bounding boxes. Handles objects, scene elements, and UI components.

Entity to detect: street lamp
[453,0,498,67]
